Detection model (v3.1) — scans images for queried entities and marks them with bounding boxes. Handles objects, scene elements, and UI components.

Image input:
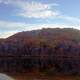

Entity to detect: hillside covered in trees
[0,28,80,74]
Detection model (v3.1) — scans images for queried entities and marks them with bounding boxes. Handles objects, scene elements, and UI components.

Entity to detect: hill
[7,28,80,42]
[0,28,80,74]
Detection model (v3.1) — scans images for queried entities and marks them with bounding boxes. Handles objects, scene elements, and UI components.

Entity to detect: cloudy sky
[0,0,80,38]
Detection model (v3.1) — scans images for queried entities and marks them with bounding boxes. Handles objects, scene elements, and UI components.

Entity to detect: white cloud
[1,0,80,22]
[59,15,80,23]
[19,10,59,18]
[0,20,26,30]
[27,24,78,30]
[0,0,80,22]
[0,0,59,18]
[0,31,17,38]
[17,1,59,18]
[0,20,80,38]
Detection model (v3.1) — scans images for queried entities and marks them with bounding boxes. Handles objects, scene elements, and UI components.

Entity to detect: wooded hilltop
[0,28,80,74]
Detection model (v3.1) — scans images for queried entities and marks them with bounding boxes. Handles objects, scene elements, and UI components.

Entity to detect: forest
[0,28,80,74]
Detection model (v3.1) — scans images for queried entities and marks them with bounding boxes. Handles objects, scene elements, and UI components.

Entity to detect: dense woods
[0,28,80,74]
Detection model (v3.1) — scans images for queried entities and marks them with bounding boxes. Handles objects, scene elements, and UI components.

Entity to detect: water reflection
[0,73,14,80]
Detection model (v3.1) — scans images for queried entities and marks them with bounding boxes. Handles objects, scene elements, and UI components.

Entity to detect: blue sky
[0,0,80,38]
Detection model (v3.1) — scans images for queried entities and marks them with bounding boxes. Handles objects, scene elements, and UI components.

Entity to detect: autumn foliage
[0,28,80,74]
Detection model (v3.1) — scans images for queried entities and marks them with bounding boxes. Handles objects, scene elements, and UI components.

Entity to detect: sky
[0,0,80,38]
